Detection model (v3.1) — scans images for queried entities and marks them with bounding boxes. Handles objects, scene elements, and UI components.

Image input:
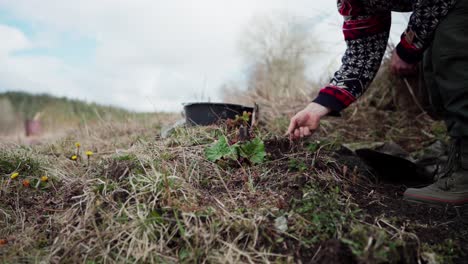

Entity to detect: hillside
[0,92,164,137]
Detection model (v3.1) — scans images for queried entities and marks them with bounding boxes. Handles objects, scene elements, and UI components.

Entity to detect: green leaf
[205,136,238,162]
[147,210,164,224]
[205,136,265,164]
[240,111,250,122]
[174,209,186,237]
[239,138,266,164]
[307,141,320,153]
[179,248,190,261]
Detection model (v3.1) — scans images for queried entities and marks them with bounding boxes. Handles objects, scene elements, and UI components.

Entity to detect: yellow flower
[85,151,94,157]
[41,176,49,182]
[75,142,81,148]
[71,155,78,161]
[10,172,19,179]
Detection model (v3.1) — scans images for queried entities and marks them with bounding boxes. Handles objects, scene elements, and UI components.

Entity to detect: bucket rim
[182,102,254,109]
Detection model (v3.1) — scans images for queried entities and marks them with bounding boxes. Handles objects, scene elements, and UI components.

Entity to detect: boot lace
[435,139,460,190]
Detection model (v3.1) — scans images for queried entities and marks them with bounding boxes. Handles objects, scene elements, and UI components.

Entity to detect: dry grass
[0,104,464,264]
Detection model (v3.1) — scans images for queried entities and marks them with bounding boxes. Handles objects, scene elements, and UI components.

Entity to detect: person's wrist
[305,102,331,117]
[395,43,422,64]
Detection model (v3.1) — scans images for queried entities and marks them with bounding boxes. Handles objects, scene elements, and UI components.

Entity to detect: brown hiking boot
[404,138,468,206]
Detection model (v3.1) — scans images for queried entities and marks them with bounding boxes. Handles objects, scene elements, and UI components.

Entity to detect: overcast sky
[0,0,410,112]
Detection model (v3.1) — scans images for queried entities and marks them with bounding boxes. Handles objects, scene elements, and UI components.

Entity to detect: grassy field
[0,92,143,137]
[0,93,466,263]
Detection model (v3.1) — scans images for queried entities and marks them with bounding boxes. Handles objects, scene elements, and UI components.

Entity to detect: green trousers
[424,0,468,138]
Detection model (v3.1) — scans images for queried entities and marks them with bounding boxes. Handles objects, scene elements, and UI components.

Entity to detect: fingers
[392,66,416,76]
[294,128,300,139]
[405,65,418,76]
[287,117,298,136]
[391,49,418,76]
[299,127,312,138]
[290,127,314,140]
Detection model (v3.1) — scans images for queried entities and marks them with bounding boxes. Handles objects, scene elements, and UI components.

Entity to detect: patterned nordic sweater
[313,0,458,114]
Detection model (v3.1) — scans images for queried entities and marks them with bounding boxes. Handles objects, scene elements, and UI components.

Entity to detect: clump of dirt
[264,137,297,159]
[313,239,356,264]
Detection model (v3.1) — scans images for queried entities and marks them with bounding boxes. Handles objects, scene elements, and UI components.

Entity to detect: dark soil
[263,137,467,263]
[348,181,468,262]
[335,153,468,264]
[312,239,356,264]
[264,137,298,160]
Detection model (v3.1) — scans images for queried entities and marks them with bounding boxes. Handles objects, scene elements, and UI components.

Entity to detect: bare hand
[287,103,331,140]
[391,49,417,76]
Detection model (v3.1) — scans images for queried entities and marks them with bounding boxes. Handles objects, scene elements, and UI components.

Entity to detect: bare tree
[238,12,318,98]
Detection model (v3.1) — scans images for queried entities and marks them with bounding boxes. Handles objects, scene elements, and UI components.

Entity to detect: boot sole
[403,192,468,207]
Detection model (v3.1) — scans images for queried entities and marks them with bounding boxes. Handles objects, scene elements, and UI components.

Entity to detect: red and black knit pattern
[314,0,457,113]
[397,0,457,63]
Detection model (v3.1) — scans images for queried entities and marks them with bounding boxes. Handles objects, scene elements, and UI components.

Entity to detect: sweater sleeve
[396,0,458,64]
[313,0,391,113]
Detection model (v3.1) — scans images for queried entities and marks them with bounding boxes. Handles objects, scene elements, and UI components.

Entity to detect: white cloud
[0,0,411,112]
[0,25,82,100]
[0,24,30,56]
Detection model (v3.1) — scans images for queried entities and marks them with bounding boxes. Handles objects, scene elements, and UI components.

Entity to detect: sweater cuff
[313,93,345,116]
[396,41,423,64]
[313,86,356,117]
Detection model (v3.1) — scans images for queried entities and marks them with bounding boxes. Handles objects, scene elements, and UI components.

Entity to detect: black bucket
[183,102,254,126]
